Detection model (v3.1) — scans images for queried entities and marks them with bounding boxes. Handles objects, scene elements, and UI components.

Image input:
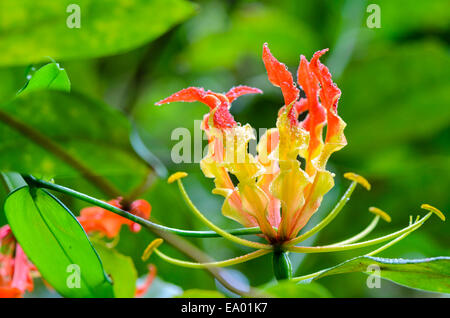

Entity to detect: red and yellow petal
[297,55,327,165]
[262,43,299,107]
[225,86,262,103]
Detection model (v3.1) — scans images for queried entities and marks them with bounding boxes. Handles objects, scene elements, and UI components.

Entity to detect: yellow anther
[344,172,371,190]
[421,204,445,221]
[142,238,164,261]
[168,172,188,184]
[369,207,391,223]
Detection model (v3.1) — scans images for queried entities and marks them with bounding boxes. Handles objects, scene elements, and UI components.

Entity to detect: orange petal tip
[168,172,188,184]
[344,172,371,190]
[421,204,445,221]
[142,238,164,261]
[369,207,392,223]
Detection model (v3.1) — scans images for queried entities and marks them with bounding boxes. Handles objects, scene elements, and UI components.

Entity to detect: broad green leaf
[92,241,137,298]
[311,256,450,294]
[264,280,332,298]
[4,185,114,297]
[18,63,71,95]
[0,0,196,66]
[0,91,149,191]
[176,289,225,298]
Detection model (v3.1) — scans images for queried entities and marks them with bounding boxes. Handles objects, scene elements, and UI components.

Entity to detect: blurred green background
[0,0,448,297]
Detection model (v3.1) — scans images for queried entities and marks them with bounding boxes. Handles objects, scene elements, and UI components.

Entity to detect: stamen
[421,204,445,221]
[168,172,188,184]
[291,213,428,281]
[330,216,380,246]
[175,177,272,250]
[365,214,428,257]
[142,238,164,261]
[343,172,371,190]
[286,212,433,254]
[369,207,392,223]
[153,248,271,269]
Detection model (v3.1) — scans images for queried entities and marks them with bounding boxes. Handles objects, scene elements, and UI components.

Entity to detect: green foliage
[310,256,450,294]
[0,91,148,191]
[264,280,332,298]
[92,241,138,298]
[3,174,113,297]
[0,0,196,66]
[18,63,71,95]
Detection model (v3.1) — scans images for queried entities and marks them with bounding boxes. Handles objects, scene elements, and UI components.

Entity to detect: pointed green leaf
[311,256,450,294]
[4,185,114,298]
[18,63,71,95]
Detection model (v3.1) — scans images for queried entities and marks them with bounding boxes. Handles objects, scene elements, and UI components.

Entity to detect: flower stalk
[22,175,265,239]
[272,251,293,281]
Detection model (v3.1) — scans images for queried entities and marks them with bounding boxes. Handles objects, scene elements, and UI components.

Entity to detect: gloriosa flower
[78,198,151,238]
[0,225,36,298]
[157,43,345,243]
[151,43,444,279]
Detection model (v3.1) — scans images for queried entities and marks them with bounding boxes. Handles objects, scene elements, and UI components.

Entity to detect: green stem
[272,250,292,280]
[23,175,264,239]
